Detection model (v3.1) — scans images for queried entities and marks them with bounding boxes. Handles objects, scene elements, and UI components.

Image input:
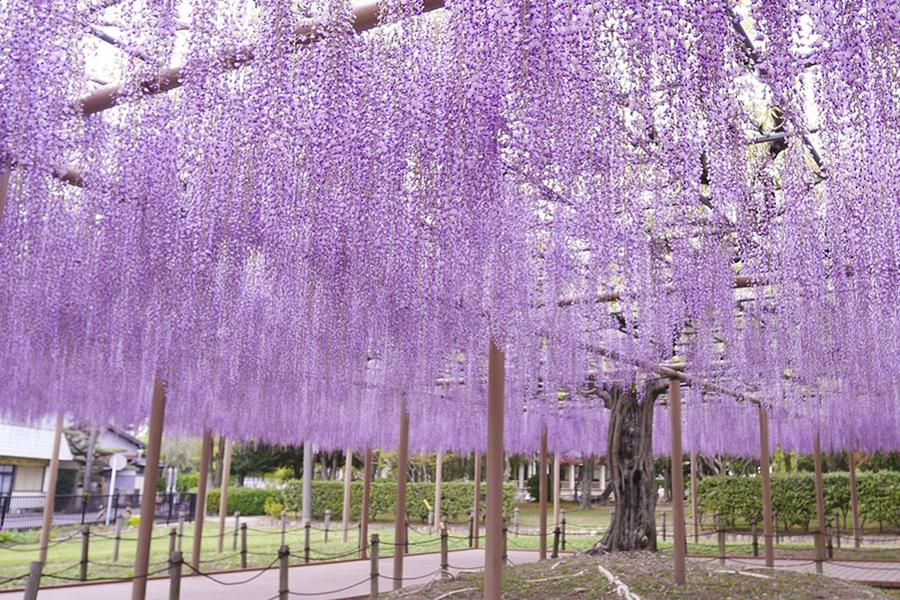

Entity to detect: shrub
[176,472,200,492]
[207,481,515,520]
[264,496,284,519]
[697,471,900,531]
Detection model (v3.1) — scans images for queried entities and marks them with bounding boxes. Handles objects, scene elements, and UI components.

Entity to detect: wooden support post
[393,406,410,590]
[240,523,247,568]
[369,535,379,599]
[849,450,861,549]
[669,378,687,585]
[484,339,506,600]
[433,451,443,534]
[278,545,289,600]
[552,454,561,530]
[539,428,548,560]
[473,452,482,548]
[168,551,182,600]
[690,452,700,544]
[813,432,827,568]
[217,439,233,553]
[24,562,43,600]
[132,378,166,600]
[192,430,213,569]
[38,414,64,564]
[758,405,775,567]
[80,526,91,582]
[302,441,313,524]
[342,448,353,544]
[360,449,373,559]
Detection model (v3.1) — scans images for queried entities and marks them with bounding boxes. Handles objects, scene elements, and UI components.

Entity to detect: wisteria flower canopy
[0,0,897,455]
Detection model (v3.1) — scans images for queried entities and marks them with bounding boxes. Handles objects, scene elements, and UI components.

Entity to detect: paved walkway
[695,556,900,587]
[7,549,542,600]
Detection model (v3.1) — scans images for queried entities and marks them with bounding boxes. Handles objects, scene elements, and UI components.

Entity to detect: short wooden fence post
[468,513,474,548]
[169,551,183,600]
[168,526,177,559]
[23,562,43,600]
[324,509,332,544]
[278,545,290,600]
[662,512,667,542]
[513,507,520,537]
[240,523,248,568]
[561,510,567,551]
[551,527,560,558]
[369,534,379,600]
[113,516,123,562]
[752,522,759,557]
[833,514,841,550]
[440,526,449,578]
[232,512,241,551]
[715,515,726,566]
[304,523,311,564]
[80,525,91,582]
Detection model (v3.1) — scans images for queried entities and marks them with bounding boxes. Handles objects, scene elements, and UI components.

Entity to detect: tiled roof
[0,421,74,461]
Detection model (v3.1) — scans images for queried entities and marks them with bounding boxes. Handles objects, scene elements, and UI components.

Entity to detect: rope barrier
[379,567,446,582]
[0,533,80,552]
[0,572,30,586]
[286,575,373,596]
[199,552,243,564]
[181,556,281,586]
[43,564,172,583]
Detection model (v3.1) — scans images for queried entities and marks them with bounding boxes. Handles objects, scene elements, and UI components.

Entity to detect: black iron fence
[0,492,197,531]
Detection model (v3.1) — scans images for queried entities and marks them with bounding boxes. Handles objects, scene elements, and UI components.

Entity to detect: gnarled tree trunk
[589,381,666,554]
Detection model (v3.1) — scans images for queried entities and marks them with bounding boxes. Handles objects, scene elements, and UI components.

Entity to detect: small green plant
[264,496,285,519]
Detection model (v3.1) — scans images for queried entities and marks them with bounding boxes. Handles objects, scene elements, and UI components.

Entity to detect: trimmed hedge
[208,480,516,522]
[697,471,900,530]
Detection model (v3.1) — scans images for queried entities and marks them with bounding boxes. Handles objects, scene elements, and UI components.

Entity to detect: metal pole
[473,452,481,549]
[369,534,379,599]
[132,377,166,600]
[669,378,687,585]
[217,438,233,553]
[80,525,91,581]
[690,452,700,544]
[484,340,506,600]
[278,545,289,600]
[342,448,353,544]
[360,449,373,559]
[192,430,213,569]
[539,428,548,560]
[38,414,65,564]
[813,432,827,570]
[849,450,861,548]
[758,405,775,567]
[168,551,182,600]
[393,405,410,590]
[433,451,443,534]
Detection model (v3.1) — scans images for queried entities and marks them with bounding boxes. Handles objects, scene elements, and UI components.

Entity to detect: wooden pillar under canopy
[849,450,861,548]
[132,378,166,600]
[552,454,561,529]
[342,448,353,544]
[433,451,443,533]
[392,406,410,590]
[690,452,700,544]
[483,340,506,600]
[538,428,548,560]
[359,449,373,559]
[473,453,481,548]
[668,379,686,585]
[758,405,775,567]
[813,432,827,565]
[38,415,65,565]
[216,438,233,553]
[192,430,213,568]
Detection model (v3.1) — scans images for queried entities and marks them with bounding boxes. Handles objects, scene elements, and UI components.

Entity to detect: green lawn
[1,503,897,590]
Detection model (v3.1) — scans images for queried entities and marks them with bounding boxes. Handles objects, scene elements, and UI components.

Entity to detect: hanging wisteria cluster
[0,0,897,457]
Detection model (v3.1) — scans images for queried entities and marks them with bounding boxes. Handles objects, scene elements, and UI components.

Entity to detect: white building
[0,421,76,499]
